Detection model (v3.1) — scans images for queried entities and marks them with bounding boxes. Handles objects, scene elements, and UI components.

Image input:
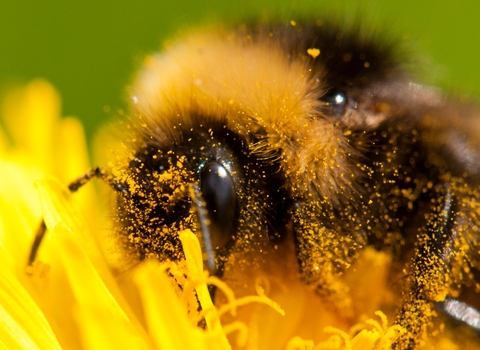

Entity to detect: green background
[1,0,479,141]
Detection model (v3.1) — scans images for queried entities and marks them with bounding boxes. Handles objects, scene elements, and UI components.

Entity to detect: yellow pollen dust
[307,48,321,59]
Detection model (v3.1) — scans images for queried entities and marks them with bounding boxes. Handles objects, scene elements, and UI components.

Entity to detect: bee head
[114,114,286,275]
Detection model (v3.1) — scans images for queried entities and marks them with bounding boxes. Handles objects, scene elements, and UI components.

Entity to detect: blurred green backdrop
[1,0,479,142]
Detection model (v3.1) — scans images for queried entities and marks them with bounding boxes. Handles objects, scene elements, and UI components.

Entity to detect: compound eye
[200,161,236,249]
[320,89,348,116]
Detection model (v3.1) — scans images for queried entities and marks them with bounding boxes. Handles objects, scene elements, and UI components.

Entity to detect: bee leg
[292,202,354,318]
[436,297,480,332]
[395,185,457,349]
[28,167,127,265]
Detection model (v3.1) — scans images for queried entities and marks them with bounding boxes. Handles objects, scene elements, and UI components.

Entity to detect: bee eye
[200,161,236,249]
[320,89,348,116]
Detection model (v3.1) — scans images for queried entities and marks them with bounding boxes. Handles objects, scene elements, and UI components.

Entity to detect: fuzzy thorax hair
[129,25,357,203]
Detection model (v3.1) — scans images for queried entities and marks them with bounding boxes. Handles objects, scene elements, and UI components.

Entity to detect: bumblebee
[30,19,480,349]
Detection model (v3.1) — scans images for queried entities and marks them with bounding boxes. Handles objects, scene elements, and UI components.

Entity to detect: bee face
[116,117,286,272]
[109,21,480,348]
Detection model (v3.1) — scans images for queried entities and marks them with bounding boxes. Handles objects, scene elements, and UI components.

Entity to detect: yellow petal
[54,117,101,229]
[54,226,151,350]
[0,246,61,350]
[0,157,43,275]
[1,80,59,172]
[133,262,208,350]
[35,177,152,349]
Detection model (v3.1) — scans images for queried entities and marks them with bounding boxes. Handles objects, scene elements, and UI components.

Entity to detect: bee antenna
[27,167,128,266]
[188,183,217,275]
[67,167,128,195]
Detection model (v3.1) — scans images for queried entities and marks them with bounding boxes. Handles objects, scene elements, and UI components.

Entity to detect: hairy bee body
[109,20,480,348]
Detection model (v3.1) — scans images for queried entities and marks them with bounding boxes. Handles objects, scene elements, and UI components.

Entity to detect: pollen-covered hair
[129,20,406,204]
